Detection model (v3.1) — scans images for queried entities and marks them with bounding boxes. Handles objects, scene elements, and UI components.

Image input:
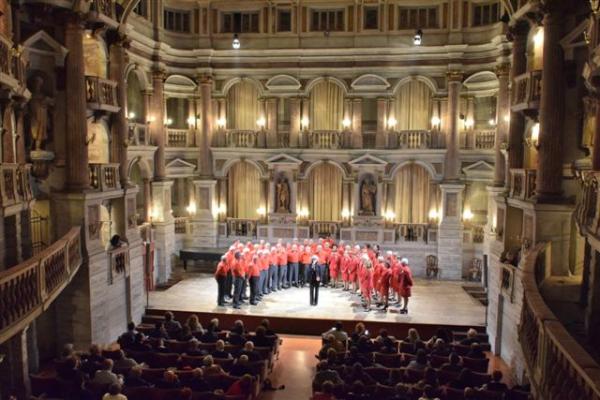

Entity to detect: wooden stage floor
[148,273,485,332]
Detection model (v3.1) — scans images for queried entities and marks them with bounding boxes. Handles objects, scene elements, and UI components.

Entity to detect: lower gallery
[0,0,598,399]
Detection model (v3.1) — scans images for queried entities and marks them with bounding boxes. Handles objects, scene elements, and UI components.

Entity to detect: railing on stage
[309,220,340,238]
[396,223,429,242]
[226,218,258,238]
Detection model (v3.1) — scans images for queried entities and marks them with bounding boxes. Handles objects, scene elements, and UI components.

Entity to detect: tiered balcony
[89,163,121,192]
[225,130,260,148]
[390,130,445,149]
[129,122,152,146]
[167,129,192,147]
[509,168,537,200]
[85,76,119,113]
[309,131,344,149]
[0,227,82,343]
[1,163,34,210]
[511,70,542,113]
[461,130,496,150]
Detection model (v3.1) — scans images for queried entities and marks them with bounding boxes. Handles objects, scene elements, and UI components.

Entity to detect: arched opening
[82,33,108,78]
[226,81,260,130]
[227,161,262,219]
[129,162,147,224]
[166,97,190,129]
[126,70,145,123]
[309,80,344,131]
[392,164,437,224]
[309,163,342,221]
[87,121,110,164]
[393,80,433,131]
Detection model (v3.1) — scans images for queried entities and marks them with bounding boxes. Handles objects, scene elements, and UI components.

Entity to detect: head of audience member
[449,352,460,366]
[64,356,79,371]
[335,321,344,332]
[186,315,202,331]
[464,387,477,399]
[423,367,438,384]
[317,360,330,371]
[188,338,200,351]
[61,343,75,359]
[326,348,337,364]
[215,340,225,352]
[492,370,503,383]
[203,355,214,367]
[243,341,255,352]
[354,322,365,336]
[134,332,145,344]
[127,322,136,332]
[422,384,436,399]
[101,359,114,371]
[408,328,420,343]
[434,328,451,343]
[255,326,266,338]
[326,334,337,345]
[350,380,365,395]
[163,370,179,383]
[378,329,388,339]
[179,388,192,400]
[321,380,334,396]
[115,350,126,361]
[351,362,364,375]
[90,344,102,357]
[394,383,406,396]
[415,349,428,365]
[233,320,244,333]
[129,366,143,379]
[467,328,478,340]
[164,311,175,322]
[433,338,445,349]
[458,368,472,383]
[238,355,249,365]
[107,383,122,397]
[192,368,204,380]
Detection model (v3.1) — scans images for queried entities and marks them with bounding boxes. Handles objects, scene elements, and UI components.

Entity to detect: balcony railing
[226,218,258,237]
[174,217,187,234]
[396,223,429,242]
[309,130,343,149]
[0,227,82,344]
[461,130,496,150]
[89,163,121,191]
[85,76,119,112]
[129,122,152,146]
[167,129,191,147]
[519,243,600,399]
[512,70,542,112]
[510,168,537,200]
[0,37,26,88]
[226,130,259,148]
[1,163,33,208]
[309,220,340,238]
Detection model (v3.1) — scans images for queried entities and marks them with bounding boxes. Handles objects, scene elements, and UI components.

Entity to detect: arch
[304,76,348,95]
[463,71,499,94]
[119,0,140,25]
[126,69,145,123]
[388,160,437,180]
[392,75,437,95]
[308,163,343,222]
[308,80,346,131]
[124,64,150,89]
[392,79,434,131]
[225,80,261,130]
[221,158,267,179]
[127,156,153,181]
[266,74,302,91]
[165,74,197,96]
[222,77,265,97]
[351,74,391,91]
[302,160,348,180]
[391,163,438,224]
[82,32,108,78]
[226,160,264,219]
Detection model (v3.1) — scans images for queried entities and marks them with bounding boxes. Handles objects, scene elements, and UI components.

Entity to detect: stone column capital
[152,69,167,82]
[495,63,511,77]
[199,75,214,86]
[446,71,463,84]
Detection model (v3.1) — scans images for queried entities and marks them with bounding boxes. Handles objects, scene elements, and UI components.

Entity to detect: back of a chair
[166,340,189,353]
[373,383,396,400]
[225,344,242,355]
[444,386,465,400]
[480,389,506,399]
[426,255,437,267]
[452,344,471,356]
[181,354,205,368]
[462,356,490,373]
[198,342,216,352]
[438,369,460,384]
[364,366,390,384]
[247,360,268,380]
[509,389,531,400]
[213,357,235,371]
[468,371,492,387]
[191,391,220,400]
[401,352,416,366]
[156,388,185,400]
[122,386,157,400]
[374,352,402,368]
[254,346,273,361]
[150,352,181,368]
[102,349,122,360]
[430,354,448,368]
[30,375,60,397]
[404,367,425,383]
[126,350,151,364]
[141,367,167,383]
[206,373,238,390]
[399,341,416,354]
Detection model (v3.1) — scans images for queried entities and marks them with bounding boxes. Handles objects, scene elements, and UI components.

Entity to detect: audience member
[225,374,254,397]
[125,366,152,388]
[345,380,369,400]
[447,368,472,390]
[186,368,210,392]
[199,323,218,343]
[212,340,233,359]
[185,314,203,335]
[460,329,480,346]
[129,333,152,352]
[148,321,168,339]
[374,329,396,353]
[81,344,106,376]
[92,359,121,387]
[343,362,375,386]
[483,370,509,392]
[155,370,181,389]
[113,350,138,370]
[407,349,429,372]
[466,343,486,359]
[118,322,138,348]
[350,322,367,343]
[163,311,182,335]
[228,320,247,345]
[314,361,343,389]
[230,355,253,377]
[185,338,206,357]
[239,341,261,362]
[463,387,478,399]
[430,339,450,357]
[356,336,374,354]
[253,326,274,347]
[440,353,462,373]
[102,383,127,400]
[178,326,194,342]
[344,346,371,367]
[319,334,345,359]
[322,321,349,342]
[312,380,335,400]
[259,318,276,336]
[418,384,440,400]
[202,355,226,376]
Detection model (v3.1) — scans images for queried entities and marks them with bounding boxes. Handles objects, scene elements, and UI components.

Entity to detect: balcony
[85,76,119,113]
[509,168,537,200]
[461,130,496,150]
[226,218,258,237]
[1,163,34,210]
[0,36,26,91]
[174,217,188,234]
[390,130,445,149]
[0,227,82,344]
[309,220,340,238]
[225,130,260,148]
[129,122,152,146]
[511,70,542,113]
[167,129,193,147]
[89,163,121,192]
[309,130,344,149]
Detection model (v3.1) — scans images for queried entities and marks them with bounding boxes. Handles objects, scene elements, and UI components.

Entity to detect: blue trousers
[268,265,278,291]
[288,262,299,285]
[260,270,268,294]
[278,264,288,289]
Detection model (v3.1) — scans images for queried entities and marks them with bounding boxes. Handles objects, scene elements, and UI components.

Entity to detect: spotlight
[413,29,423,46]
[232,33,240,49]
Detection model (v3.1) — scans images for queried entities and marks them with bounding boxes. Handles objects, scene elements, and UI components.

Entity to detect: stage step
[462,285,488,306]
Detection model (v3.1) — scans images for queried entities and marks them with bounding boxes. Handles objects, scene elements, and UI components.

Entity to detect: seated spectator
[210,318,221,332]
[155,370,181,389]
[164,311,182,335]
[428,328,451,346]
[322,321,349,343]
[392,382,410,400]
[440,352,462,373]
[228,320,247,345]
[202,355,226,376]
[186,368,210,392]
[356,335,374,354]
[148,321,169,339]
[466,343,486,359]
[178,326,194,342]
[343,363,375,386]
[407,349,429,372]
[374,329,396,353]
[154,339,170,353]
[344,346,371,367]
[129,333,152,352]
[199,324,219,343]
[460,329,480,346]
[312,380,335,400]
[231,320,246,335]
[231,355,253,377]
[483,370,509,392]
[60,343,77,361]
[253,326,274,348]
[418,384,440,400]
[313,361,343,389]
[430,339,450,357]
[113,350,138,370]
[463,387,478,399]
[415,367,439,390]
[225,374,254,397]
[319,334,345,359]
[93,359,121,387]
[57,356,87,388]
[102,383,127,400]
[185,314,204,335]
[81,344,106,376]
[185,338,206,357]
[239,341,261,362]
[118,322,138,348]
[404,328,422,345]
[346,380,369,400]
[212,340,233,359]
[447,368,472,390]
[125,366,152,388]
[259,318,276,336]
[350,322,367,343]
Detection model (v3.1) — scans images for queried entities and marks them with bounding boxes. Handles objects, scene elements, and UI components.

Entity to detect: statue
[28,76,50,151]
[275,178,290,213]
[360,179,377,215]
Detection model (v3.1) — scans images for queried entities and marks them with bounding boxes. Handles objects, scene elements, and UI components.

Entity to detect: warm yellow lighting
[128,111,136,119]
[464,118,474,129]
[341,209,351,219]
[216,117,226,129]
[165,118,173,126]
[147,115,156,123]
[342,118,351,129]
[256,116,266,128]
[504,114,510,123]
[387,117,397,129]
[431,116,441,127]
[463,208,474,221]
[297,208,309,218]
[429,209,439,220]
[531,122,540,145]
[187,116,196,126]
[301,116,309,129]
[257,206,266,216]
[489,118,496,126]
[186,201,197,215]
[150,204,161,221]
[384,210,396,221]
[533,28,544,47]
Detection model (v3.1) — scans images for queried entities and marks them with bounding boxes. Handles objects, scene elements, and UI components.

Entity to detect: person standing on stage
[399,258,414,314]
[328,245,340,288]
[299,245,311,287]
[316,245,327,286]
[308,255,321,306]
[360,257,374,312]
[215,255,229,306]
[276,244,288,290]
[259,250,269,296]
[268,247,278,292]
[232,252,245,309]
[248,255,260,305]
[378,261,392,312]
[341,246,351,291]
[288,244,300,287]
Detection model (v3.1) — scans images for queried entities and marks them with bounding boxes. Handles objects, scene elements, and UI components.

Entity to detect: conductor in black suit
[308,255,321,306]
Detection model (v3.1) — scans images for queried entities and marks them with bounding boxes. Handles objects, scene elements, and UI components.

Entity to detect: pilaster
[437,183,465,279]
[151,180,174,283]
[494,63,510,186]
[186,180,217,248]
[444,71,463,182]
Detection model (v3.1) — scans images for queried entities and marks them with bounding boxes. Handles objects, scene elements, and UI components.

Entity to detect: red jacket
[215,261,228,277]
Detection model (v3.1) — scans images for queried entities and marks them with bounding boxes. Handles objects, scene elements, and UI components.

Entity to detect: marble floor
[148,273,486,327]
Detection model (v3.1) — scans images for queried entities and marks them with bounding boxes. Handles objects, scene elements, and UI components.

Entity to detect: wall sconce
[128,111,136,120]
[342,118,351,129]
[147,115,156,124]
[384,210,396,222]
[341,209,351,219]
[428,208,439,222]
[526,122,540,149]
[232,33,241,49]
[301,116,309,130]
[297,208,309,220]
[256,206,266,216]
[387,116,397,130]
[165,118,173,126]
[462,208,474,222]
[150,204,161,222]
[256,116,266,129]
[464,118,474,130]
[431,116,441,129]
[187,116,200,127]
[216,117,227,129]
[533,28,544,47]
[503,113,510,123]
[186,201,197,215]
[488,118,497,126]
[413,29,423,46]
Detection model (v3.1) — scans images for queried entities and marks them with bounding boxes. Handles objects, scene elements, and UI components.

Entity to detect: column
[376,98,387,148]
[352,98,362,148]
[0,328,31,399]
[437,183,465,280]
[152,70,166,180]
[444,71,463,181]
[199,76,213,177]
[289,97,301,147]
[593,96,600,170]
[537,5,565,201]
[493,63,510,186]
[266,98,277,147]
[301,97,310,147]
[64,16,89,190]
[143,178,151,222]
[14,100,26,164]
[507,21,530,173]
[109,36,130,187]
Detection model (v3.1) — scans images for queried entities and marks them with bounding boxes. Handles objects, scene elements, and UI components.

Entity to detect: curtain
[393,164,431,223]
[309,163,342,221]
[310,80,344,131]
[395,80,432,130]
[227,161,261,219]
[226,81,260,130]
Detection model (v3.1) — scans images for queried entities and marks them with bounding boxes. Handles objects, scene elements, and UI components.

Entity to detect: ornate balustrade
[396,223,429,242]
[511,70,542,112]
[362,132,376,149]
[167,129,191,147]
[576,171,599,236]
[461,130,496,149]
[85,76,119,112]
[226,218,258,237]
[1,163,34,208]
[89,0,117,21]
[108,245,130,283]
[89,163,121,191]
[0,227,81,344]
[309,220,340,238]
[309,131,343,149]
[174,217,188,234]
[509,168,537,200]
[129,122,152,146]
[519,243,600,400]
[0,36,26,88]
[225,130,259,148]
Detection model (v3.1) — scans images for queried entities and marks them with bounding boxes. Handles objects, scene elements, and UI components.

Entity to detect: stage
[147,273,486,336]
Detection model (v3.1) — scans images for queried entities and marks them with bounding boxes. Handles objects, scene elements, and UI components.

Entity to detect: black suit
[308,261,320,305]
